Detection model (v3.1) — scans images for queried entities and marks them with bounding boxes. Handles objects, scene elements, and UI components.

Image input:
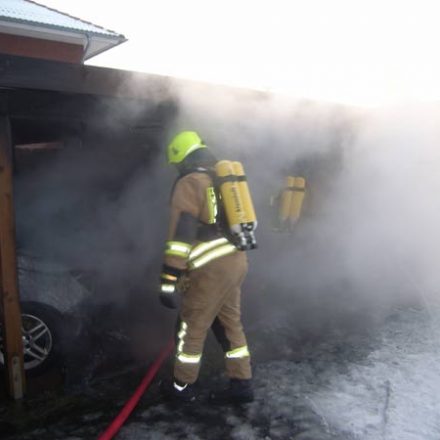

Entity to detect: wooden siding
[0,32,83,63]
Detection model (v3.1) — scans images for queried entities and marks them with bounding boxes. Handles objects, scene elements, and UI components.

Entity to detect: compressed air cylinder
[215,160,246,235]
[289,176,306,226]
[278,176,295,224]
[232,162,257,229]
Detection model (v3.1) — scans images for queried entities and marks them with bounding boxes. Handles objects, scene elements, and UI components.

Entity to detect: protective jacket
[161,169,252,385]
[164,170,237,271]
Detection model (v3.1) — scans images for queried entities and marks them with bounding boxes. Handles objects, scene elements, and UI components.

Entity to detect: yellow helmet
[167,131,207,164]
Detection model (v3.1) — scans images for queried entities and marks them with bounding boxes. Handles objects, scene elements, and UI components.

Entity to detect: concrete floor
[2,299,439,440]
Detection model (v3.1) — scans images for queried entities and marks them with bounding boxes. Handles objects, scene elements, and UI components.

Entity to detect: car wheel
[0,301,66,377]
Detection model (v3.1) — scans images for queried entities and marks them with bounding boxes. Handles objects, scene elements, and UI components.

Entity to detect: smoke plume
[13,77,440,370]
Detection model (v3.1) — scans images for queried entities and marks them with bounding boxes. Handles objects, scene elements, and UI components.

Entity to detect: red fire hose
[98,338,175,440]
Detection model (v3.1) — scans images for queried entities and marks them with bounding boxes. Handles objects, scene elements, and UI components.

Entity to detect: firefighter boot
[161,379,197,403]
[209,379,254,405]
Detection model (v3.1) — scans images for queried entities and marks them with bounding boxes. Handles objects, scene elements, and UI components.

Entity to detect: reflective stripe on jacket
[188,238,236,270]
[164,171,237,271]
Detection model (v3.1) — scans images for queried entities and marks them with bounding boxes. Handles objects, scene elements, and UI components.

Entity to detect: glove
[159,265,183,309]
[159,289,178,309]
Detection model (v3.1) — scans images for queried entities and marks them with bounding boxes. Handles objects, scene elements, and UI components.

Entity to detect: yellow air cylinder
[289,176,306,225]
[215,160,245,234]
[232,161,257,228]
[279,176,295,224]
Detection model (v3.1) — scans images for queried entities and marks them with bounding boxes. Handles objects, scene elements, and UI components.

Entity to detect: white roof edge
[83,36,127,61]
[1,1,125,39]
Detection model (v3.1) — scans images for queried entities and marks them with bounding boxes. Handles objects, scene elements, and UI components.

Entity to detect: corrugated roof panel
[0,0,125,39]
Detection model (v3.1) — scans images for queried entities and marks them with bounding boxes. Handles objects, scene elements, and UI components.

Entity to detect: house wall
[0,33,83,63]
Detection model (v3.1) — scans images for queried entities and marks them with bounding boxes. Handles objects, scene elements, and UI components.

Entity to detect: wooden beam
[0,54,172,100]
[7,88,169,125]
[0,110,25,399]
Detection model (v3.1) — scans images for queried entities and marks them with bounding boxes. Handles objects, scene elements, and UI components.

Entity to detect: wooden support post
[0,109,25,399]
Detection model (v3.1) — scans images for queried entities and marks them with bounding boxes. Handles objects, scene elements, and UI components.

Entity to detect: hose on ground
[97,338,175,440]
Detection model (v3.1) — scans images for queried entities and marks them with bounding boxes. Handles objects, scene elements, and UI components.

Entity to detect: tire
[0,301,67,377]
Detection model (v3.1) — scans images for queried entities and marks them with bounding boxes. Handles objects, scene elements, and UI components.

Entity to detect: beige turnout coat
[164,171,252,384]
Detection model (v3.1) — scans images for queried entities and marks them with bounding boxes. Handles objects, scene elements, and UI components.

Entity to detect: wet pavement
[1,302,440,440]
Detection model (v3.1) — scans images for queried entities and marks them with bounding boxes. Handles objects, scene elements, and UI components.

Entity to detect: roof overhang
[0,53,172,100]
[0,19,127,60]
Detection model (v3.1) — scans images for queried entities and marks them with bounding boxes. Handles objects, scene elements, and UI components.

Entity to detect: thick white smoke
[333,103,440,307]
[170,83,440,335]
[14,76,440,367]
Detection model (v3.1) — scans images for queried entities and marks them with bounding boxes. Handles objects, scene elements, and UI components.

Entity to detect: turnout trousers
[174,251,251,384]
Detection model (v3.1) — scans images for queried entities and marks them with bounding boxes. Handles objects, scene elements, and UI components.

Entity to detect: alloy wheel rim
[0,313,53,370]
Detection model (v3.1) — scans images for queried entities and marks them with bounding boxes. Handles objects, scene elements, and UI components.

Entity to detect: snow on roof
[0,0,124,39]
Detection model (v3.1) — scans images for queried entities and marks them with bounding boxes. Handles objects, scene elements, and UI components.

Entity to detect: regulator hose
[98,338,175,440]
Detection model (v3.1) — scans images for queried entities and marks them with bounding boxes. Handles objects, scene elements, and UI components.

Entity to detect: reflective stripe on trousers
[226,345,250,359]
[176,320,202,365]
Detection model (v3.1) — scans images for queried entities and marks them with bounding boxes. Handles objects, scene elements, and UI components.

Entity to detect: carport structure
[0,53,177,399]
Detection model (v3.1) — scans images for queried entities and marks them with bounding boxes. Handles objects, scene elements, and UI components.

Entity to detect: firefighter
[159,130,254,404]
